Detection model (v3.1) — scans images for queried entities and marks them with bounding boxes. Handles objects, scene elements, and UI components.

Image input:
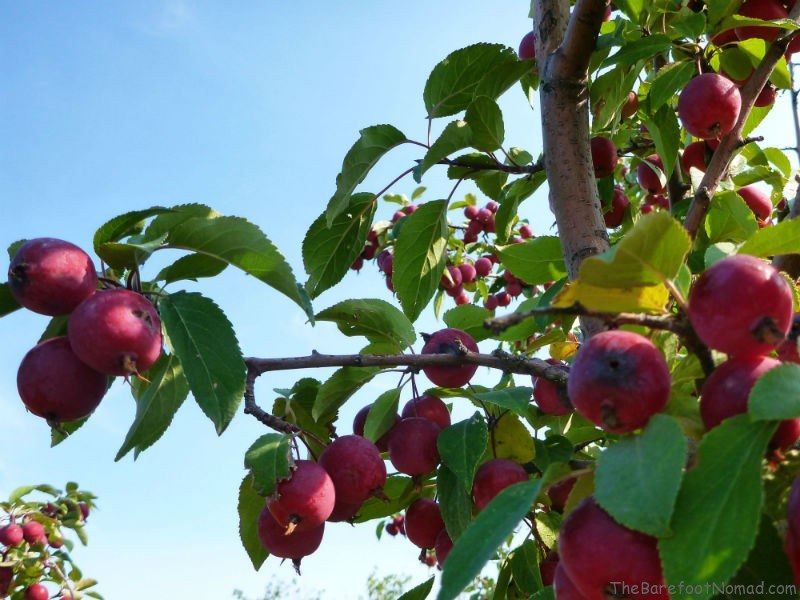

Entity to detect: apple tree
[4,0,800,598]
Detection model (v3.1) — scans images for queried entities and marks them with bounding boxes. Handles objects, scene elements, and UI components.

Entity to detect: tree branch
[683,7,800,238]
[558,0,610,79]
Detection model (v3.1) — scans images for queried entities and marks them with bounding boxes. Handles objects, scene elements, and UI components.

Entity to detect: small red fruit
[464,206,479,220]
[353,404,398,452]
[440,266,463,291]
[388,418,442,476]
[474,257,493,277]
[495,292,511,307]
[472,459,528,511]
[519,31,536,60]
[25,584,49,600]
[257,505,324,560]
[405,498,445,549]
[621,91,638,119]
[777,314,800,364]
[385,522,398,536]
[318,435,386,504]
[688,254,793,356]
[401,394,451,430]
[519,224,534,239]
[22,521,47,546]
[590,136,618,178]
[421,328,479,388]
[327,498,361,523]
[567,330,670,433]
[603,187,630,229]
[547,474,578,512]
[737,185,773,221]
[484,295,498,310]
[636,154,666,193]
[268,460,335,533]
[8,238,97,316]
[736,0,788,41]
[681,140,718,174]
[435,529,454,568]
[0,524,23,547]
[17,337,107,422]
[678,73,741,139]
[554,562,592,600]
[458,262,477,283]
[540,551,559,587]
[68,289,163,376]
[0,567,11,597]
[532,361,572,416]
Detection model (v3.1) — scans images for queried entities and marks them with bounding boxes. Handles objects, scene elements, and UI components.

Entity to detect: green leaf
[738,217,800,257]
[437,465,472,541]
[153,253,227,284]
[420,120,473,175]
[166,216,312,320]
[642,104,681,183]
[595,415,687,537]
[473,60,535,101]
[115,353,190,461]
[394,200,449,322]
[472,387,533,415]
[533,435,574,473]
[397,577,435,600]
[495,173,547,244]
[497,237,567,285]
[0,283,21,317]
[325,124,407,225]
[423,43,517,118]
[705,190,759,244]
[438,479,541,600]
[438,413,489,494]
[708,0,746,26]
[579,211,691,287]
[316,298,416,350]
[143,203,220,241]
[238,475,269,570]
[648,61,695,113]
[93,206,170,254]
[364,388,401,443]
[464,96,504,152]
[7,239,26,260]
[659,415,777,599]
[443,304,493,343]
[8,484,61,503]
[159,291,245,435]
[95,234,167,269]
[303,192,377,298]
[312,367,382,422]
[723,515,795,595]
[51,418,89,447]
[355,475,415,522]
[601,35,672,68]
[510,539,543,595]
[244,434,293,497]
[749,363,800,421]
[530,589,555,600]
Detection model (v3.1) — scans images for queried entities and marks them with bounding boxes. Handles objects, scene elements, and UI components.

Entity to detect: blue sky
[1,2,797,599]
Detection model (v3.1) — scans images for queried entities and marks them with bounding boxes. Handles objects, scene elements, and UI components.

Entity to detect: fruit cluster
[0,486,97,599]
[8,238,163,424]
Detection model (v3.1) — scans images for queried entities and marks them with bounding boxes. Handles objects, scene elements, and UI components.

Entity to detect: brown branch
[773,175,800,279]
[243,368,301,435]
[434,157,545,175]
[683,7,800,238]
[559,0,610,79]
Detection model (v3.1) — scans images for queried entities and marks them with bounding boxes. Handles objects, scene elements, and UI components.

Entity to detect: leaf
[159,291,245,435]
[472,387,533,415]
[648,62,695,111]
[708,0,746,26]
[303,193,377,298]
[705,190,759,244]
[166,216,312,319]
[495,173,546,244]
[312,367,382,422]
[115,353,190,461]
[316,298,416,349]
[464,96,504,152]
[643,104,681,180]
[93,206,170,253]
[364,388,401,443]
[659,416,777,599]
[438,413,489,494]
[510,539,543,595]
[393,200,449,322]
[473,59,534,100]
[153,253,227,284]
[143,203,220,241]
[749,363,800,421]
[51,418,88,447]
[95,233,168,269]
[578,211,691,288]
[533,435,574,473]
[424,43,517,118]
[553,280,670,313]
[398,577,435,600]
[723,515,795,595]
[355,475,415,522]
[492,413,536,463]
[595,415,687,537]
[243,434,293,497]
[420,120,473,175]
[325,124,407,225]
[601,35,673,67]
[738,218,800,257]
[8,484,61,503]
[443,304,493,343]
[238,475,269,570]
[7,239,26,260]
[496,237,567,285]
[437,465,473,541]
[0,283,21,317]
[437,479,541,600]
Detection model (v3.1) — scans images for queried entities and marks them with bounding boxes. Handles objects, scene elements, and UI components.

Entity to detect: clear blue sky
[1,2,796,599]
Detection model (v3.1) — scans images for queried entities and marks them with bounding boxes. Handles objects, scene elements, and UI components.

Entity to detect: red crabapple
[440,266,463,291]
[22,521,47,546]
[472,459,528,511]
[495,292,511,307]
[458,262,477,283]
[474,257,493,277]
[68,289,163,376]
[547,474,578,512]
[519,224,534,239]
[268,460,335,533]
[435,529,454,568]
[643,193,670,211]
[540,551,559,587]
[421,328,479,388]
[621,91,638,119]
[678,73,741,139]
[258,504,324,560]
[554,562,592,600]
[567,330,670,433]
[590,137,618,178]
[25,584,49,600]
[8,238,97,316]
[388,418,441,476]
[778,314,800,364]
[17,336,107,422]
[603,187,630,229]
[519,31,536,60]
[736,0,788,41]
[0,524,23,547]
[737,185,773,221]
[464,206,479,220]
[401,394,451,430]
[318,435,386,504]
[484,295,498,310]
[353,404,399,452]
[405,498,445,549]
[455,290,470,305]
[636,154,666,193]
[532,361,572,416]
[327,498,361,523]
[688,254,793,356]
[0,568,11,597]
[681,140,719,174]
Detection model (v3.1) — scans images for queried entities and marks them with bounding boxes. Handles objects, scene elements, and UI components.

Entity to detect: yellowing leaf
[563,472,595,516]
[491,413,536,463]
[552,280,669,313]
[550,341,579,361]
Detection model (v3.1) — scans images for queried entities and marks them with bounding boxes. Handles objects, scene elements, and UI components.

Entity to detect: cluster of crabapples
[8,238,163,424]
[0,501,90,599]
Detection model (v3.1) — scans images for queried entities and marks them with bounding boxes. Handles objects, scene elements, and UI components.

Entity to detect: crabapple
[519,224,534,239]
[644,193,669,211]
[636,154,666,193]
[385,522,398,536]
[621,91,638,119]
[736,0,788,41]
[678,73,741,139]
[257,505,324,560]
[464,205,479,220]
[68,289,163,376]
[688,254,793,356]
[377,250,393,275]
[0,524,23,547]
[603,187,630,229]
[737,185,773,221]
[540,551,559,587]
[590,136,618,178]
[17,336,107,422]
[505,281,522,297]
[547,474,578,512]
[532,361,572,416]
[474,257,493,277]
[404,498,445,549]
[327,499,361,523]
[318,435,386,504]
[777,314,800,364]
[25,584,49,600]
[435,529,454,568]
[268,460,335,533]
[8,238,97,316]
[455,291,470,305]
[458,262,477,283]
[388,418,441,476]
[401,394,451,430]
[495,292,511,307]
[484,295,498,310]
[476,208,493,224]
[445,284,464,299]
[464,220,482,243]
[681,140,719,174]
[0,568,11,597]
[554,562,591,600]
[440,266,463,291]
[353,404,399,452]
[350,256,363,271]
[22,521,47,546]
[567,330,670,433]
[519,31,536,60]
[421,328,479,388]
[559,497,667,599]
[472,459,528,511]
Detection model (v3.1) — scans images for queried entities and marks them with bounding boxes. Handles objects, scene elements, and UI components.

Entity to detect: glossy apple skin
[388,418,442,476]
[401,394,451,430]
[590,136,618,178]
[434,529,454,568]
[737,185,773,221]
[257,505,324,559]
[567,330,670,434]
[268,460,335,532]
[678,73,741,139]
[472,459,528,511]
[405,498,445,550]
[318,435,386,504]
[636,154,666,193]
[421,328,479,388]
[8,238,97,316]
[688,254,793,357]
